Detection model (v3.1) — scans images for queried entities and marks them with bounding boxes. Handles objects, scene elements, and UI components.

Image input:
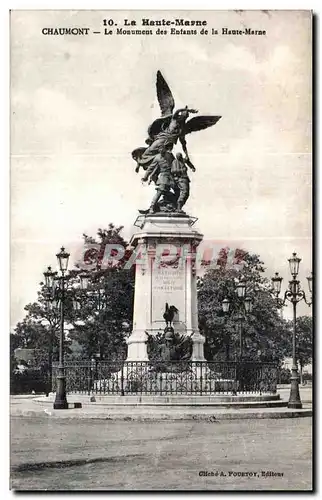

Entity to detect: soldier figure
[171,152,196,212]
[141,145,175,214]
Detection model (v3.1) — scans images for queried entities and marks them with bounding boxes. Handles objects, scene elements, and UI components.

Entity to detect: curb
[33,398,289,409]
[11,408,312,421]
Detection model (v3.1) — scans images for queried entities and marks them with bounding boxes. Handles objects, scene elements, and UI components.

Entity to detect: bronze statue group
[132,71,221,214]
[146,303,193,367]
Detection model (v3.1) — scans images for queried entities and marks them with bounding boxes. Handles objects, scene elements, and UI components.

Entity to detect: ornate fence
[52,360,278,395]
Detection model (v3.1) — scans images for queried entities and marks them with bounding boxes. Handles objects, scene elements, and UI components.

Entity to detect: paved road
[10,416,312,491]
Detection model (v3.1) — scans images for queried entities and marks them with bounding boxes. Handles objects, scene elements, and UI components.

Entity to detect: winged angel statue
[132,71,221,214]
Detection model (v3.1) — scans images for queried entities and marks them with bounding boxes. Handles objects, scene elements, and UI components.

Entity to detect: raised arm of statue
[173,107,198,118]
[172,107,187,119]
[179,135,189,157]
[184,156,196,172]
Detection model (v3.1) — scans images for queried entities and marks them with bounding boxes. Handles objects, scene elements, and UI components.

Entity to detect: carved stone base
[126,330,149,361]
[126,213,204,362]
[190,332,206,362]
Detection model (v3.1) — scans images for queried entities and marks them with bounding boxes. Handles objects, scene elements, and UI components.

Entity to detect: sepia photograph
[10,9,313,491]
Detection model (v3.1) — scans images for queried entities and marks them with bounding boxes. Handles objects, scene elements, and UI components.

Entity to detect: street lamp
[79,272,90,291]
[71,271,90,310]
[56,246,70,272]
[236,279,246,299]
[271,253,312,409]
[43,266,59,394]
[44,266,57,310]
[288,252,301,278]
[222,298,230,314]
[271,272,283,296]
[244,297,253,314]
[222,282,253,359]
[44,247,70,409]
[44,266,57,289]
[56,247,70,409]
[307,272,313,294]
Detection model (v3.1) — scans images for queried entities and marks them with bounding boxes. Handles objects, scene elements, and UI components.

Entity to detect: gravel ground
[10,416,312,491]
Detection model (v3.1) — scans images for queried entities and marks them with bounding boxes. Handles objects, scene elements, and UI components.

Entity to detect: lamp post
[72,272,90,311]
[271,253,312,409]
[44,247,70,409]
[222,280,253,359]
[43,266,58,394]
[86,271,108,359]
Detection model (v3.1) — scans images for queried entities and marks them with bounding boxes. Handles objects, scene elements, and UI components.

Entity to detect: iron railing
[52,360,278,395]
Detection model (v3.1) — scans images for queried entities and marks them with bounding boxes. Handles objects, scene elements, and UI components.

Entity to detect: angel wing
[183,115,221,135]
[156,70,175,117]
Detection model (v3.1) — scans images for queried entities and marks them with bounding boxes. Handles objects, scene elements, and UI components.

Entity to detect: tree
[282,315,312,384]
[11,284,64,393]
[197,250,290,363]
[296,316,313,382]
[68,267,134,359]
[67,224,135,359]
[10,333,21,375]
[11,224,135,368]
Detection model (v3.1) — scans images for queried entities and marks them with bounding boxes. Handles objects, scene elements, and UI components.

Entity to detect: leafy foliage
[277,367,291,384]
[11,288,61,374]
[68,224,134,359]
[198,251,290,362]
[11,224,135,368]
[281,315,313,382]
[295,315,313,369]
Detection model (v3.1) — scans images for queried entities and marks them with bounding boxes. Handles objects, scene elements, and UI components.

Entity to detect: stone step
[36,393,286,408]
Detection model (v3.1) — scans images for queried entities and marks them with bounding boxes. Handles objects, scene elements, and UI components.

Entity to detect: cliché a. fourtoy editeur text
[199,471,284,478]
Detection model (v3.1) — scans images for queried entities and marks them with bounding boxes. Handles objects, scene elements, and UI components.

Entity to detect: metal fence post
[121,363,124,396]
[200,362,203,396]
[87,364,92,396]
[160,370,163,396]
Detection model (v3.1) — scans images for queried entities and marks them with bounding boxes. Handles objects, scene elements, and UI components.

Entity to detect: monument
[125,71,221,364]
[53,72,279,403]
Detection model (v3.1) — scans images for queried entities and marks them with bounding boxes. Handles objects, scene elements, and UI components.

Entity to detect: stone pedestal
[190,332,206,361]
[126,213,205,362]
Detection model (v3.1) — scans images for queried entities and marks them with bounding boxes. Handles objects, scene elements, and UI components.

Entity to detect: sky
[10,9,312,327]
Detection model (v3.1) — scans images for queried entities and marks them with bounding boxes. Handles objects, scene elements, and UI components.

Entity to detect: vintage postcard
[10,10,312,491]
